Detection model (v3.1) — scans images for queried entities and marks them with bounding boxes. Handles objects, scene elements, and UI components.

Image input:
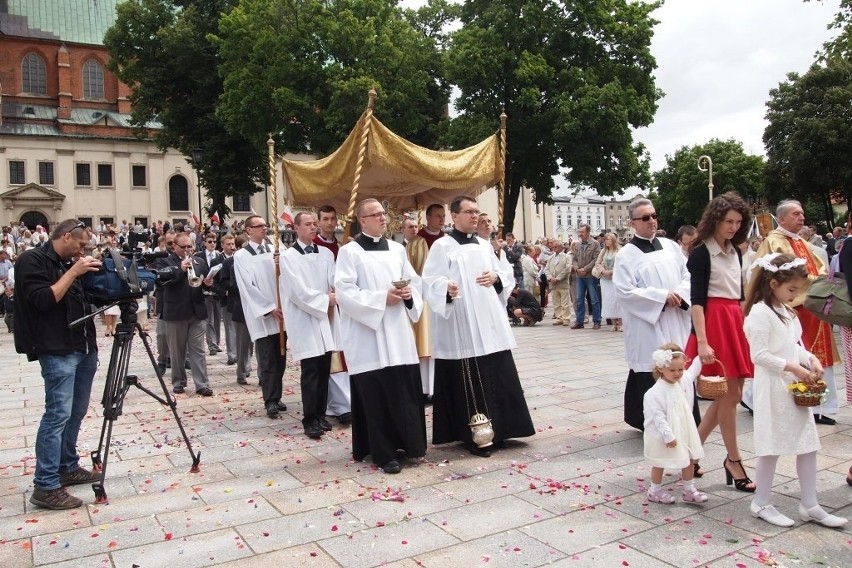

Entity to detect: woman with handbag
[596,234,622,331]
[685,193,755,492]
[836,219,852,487]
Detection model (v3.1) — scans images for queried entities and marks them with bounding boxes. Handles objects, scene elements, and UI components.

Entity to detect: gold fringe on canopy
[281,112,502,213]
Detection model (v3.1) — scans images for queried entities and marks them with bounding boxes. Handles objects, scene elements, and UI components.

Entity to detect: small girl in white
[643,343,707,504]
[743,253,847,528]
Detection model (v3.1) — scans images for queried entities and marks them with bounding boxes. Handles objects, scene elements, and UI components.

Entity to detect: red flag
[279,205,294,226]
[210,211,220,225]
[188,211,200,227]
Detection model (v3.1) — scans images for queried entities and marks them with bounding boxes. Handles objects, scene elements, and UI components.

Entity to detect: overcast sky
[401,0,842,194]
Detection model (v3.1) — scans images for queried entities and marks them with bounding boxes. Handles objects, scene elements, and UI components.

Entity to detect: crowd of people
[7,194,850,524]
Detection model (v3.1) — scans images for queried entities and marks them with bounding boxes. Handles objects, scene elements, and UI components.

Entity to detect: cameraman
[14,219,102,510]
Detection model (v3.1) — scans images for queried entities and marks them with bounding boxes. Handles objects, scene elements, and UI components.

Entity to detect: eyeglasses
[174,243,192,249]
[205,240,216,244]
[459,209,481,216]
[73,221,86,230]
[361,211,387,219]
[166,241,175,246]
[632,213,658,222]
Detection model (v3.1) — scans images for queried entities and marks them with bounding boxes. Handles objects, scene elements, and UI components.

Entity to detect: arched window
[168,175,189,211]
[22,53,47,95]
[82,59,105,99]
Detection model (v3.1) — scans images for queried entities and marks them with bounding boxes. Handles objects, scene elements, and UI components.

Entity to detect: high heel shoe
[799,504,848,528]
[750,500,794,527]
[724,457,756,492]
[693,461,704,478]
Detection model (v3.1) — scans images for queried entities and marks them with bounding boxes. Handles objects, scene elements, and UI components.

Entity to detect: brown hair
[651,342,686,379]
[743,253,809,321]
[691,192,752,252]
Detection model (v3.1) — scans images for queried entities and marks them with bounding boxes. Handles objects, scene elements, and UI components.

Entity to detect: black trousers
[300,352,332,425]
[255,332,286,405]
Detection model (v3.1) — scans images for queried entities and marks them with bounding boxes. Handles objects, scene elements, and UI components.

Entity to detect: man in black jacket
[214,235,253,385]
[14,219,102,510]
[157,232,212,396]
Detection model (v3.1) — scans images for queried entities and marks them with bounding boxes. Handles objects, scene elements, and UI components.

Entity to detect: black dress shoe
[266,403,279,419]
[381,460,401,474]
[336,412,352,425]
[157,363,167,375]
[318,417,333,431]
[276,401,288,411]
[184,361,191,369]
[740,401,754,415]
[209,349,217,356]
[226,358,237,365]
[173,386,185,394]
[195,387,213,397]
[464,443,492,458]
[236,377,248,385]
[814,414,837,425]
[304,423,324,439]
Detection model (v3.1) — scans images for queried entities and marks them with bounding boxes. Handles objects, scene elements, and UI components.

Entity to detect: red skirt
[685,298,753,380]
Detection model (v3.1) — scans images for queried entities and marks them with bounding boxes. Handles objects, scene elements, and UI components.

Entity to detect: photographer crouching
[14,219,103,510]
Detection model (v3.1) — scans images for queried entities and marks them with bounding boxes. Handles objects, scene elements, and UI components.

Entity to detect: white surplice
[279,245,336,361]
[233,247,281,342]
[613,238,691,372]
[422,234,516,359]
[334,238,423,375]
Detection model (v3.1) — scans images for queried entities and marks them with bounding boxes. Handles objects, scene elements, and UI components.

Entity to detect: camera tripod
[71,295,201,503]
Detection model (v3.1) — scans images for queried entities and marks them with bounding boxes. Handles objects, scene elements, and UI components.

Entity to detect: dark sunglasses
[632,213,658,222]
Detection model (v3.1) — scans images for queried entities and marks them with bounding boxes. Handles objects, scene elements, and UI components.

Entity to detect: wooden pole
[267,134,286,355]
[497,109,507,239]
[343,89,377,241]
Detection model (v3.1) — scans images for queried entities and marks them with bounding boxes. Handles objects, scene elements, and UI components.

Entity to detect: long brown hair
[690,192,752,252]
[743,253,809,320]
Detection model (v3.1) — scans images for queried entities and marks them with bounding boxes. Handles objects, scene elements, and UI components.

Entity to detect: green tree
[442,0,661,233]
[763,59,852,225]
[104,0,265,220]
[652,139,765,234]
[213,0,450,158]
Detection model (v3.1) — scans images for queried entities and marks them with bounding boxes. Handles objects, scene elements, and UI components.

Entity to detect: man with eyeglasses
[211,234,239,366]
[154,231,176,374]
[234,215,288,419]
[335,198,426,474]
[156,232,213,397]
[613,198,692,430]
[14,219,103,509]
[195,233,222,356]
[422,195,535,458]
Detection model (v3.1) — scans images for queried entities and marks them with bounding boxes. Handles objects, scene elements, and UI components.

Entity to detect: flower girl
[643,343,707,504]
[743,253,847,528]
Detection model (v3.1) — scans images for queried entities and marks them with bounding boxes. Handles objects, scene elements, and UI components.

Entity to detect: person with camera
[14,219,102,510]
[157,232,213,397]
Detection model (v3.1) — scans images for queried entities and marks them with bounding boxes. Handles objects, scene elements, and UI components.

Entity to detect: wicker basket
[697,359,728,400]
[791,381,827,407]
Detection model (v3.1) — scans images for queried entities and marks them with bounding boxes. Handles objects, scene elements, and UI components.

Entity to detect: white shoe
[799,504,848,528]
[750,501,794,527]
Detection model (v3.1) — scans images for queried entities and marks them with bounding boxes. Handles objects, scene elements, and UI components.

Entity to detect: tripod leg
[91,415,116,504]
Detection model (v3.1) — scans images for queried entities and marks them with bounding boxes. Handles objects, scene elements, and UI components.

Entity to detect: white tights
[754,451,818,509]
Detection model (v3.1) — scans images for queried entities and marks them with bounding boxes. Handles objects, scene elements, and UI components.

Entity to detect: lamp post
[191,148,203,227]
[697,155,714,202]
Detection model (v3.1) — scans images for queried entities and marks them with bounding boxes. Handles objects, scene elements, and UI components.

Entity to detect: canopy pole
[498,109,507,239]
[344,89,377,242]
[267,134,286,355]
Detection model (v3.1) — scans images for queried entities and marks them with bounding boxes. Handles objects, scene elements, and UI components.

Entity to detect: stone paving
[0,316,849,567]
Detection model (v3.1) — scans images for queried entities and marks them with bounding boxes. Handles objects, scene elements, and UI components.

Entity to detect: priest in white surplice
[280,212,336,440]
[334,198,427,475]
[234,215,287,419]
[422,195,535,458]
[613,198,693,430]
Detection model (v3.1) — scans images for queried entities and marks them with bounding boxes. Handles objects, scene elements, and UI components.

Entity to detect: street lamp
[191,148,203,226]
[697,155,714,202]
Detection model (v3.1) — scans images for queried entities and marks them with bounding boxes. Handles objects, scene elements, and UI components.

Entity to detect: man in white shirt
[281,212,337,439]
[234,215,287,419]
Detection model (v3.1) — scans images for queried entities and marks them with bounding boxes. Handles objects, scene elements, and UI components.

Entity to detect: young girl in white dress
[743,253,847,528]
[643,343,707,504]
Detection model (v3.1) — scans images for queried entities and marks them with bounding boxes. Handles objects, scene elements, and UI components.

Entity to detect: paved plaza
[0,317,849,567]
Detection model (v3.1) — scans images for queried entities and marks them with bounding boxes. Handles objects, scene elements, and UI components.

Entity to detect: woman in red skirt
[686,192,755,492]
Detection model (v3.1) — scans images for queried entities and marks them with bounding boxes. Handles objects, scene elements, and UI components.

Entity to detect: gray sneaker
[59,467,101,486]
[30,486,82,510]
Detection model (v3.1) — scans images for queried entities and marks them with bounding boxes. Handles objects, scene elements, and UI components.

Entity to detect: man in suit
[157,232,213,396]
[545,241,573,325]
[234,215,287,418]
[195,232,222,356]
[212,234,237,366]
[155,230,176,374]
[215,235,253,384]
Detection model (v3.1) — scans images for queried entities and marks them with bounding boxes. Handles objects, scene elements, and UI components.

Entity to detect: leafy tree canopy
[763,58,852,225]
[652,139,765,235]
[104,0,264,220]
[442,0,662,233]
[212,0,451,158]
